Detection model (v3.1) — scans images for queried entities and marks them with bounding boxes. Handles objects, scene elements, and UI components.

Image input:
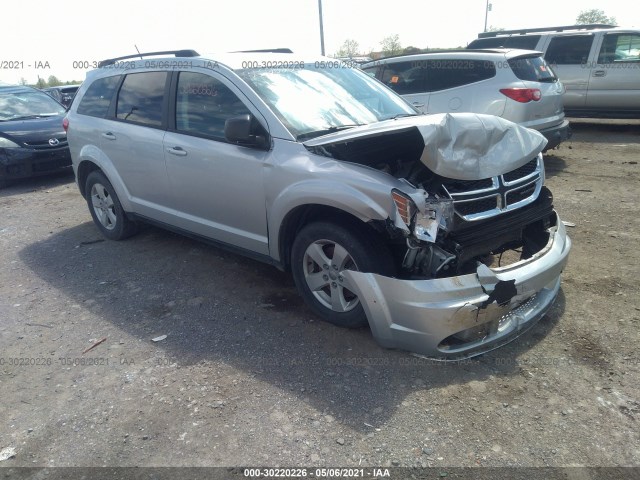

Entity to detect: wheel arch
[277,204,390,272]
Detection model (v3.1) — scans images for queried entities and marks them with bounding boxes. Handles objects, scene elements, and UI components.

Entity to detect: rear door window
[508,55,557,82]
[425,59,496,91]
[77,76,121,117]
[116,72,167,127]
[545,35,594,65]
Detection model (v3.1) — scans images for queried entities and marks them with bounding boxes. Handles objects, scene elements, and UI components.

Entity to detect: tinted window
[545,35,593,65]
[598,34,640,63]
[77,76,120,117]
[176,72,250,140]
[508,55,557,82]
[425,59,496,92]
[116,72,167,127]
[468,35,541,50]
[377,61,426,95]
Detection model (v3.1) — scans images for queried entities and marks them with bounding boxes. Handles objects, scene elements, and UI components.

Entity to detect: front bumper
[345,216,571,360]
[0,146,72,182]
[539,119,572,150]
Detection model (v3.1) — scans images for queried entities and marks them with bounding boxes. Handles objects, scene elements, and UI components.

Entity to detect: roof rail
[233,48,294,54]
[478,24,617,38]
[99,50,200,67]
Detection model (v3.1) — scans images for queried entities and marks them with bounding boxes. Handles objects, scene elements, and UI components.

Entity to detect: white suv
[362,49,570,150]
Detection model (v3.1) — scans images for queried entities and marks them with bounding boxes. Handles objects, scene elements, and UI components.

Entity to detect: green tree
[403,46,421,55]
[19,77,28,85]
[47,75,62,87]
[380,34,402,57]
[35,77,47,89]
[576,9,616,25]
[487,25,505,32]
[336,39,360,58]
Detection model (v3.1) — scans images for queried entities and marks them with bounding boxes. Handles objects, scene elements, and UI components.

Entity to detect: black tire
[291,221,395,328]
[85,171,137,240]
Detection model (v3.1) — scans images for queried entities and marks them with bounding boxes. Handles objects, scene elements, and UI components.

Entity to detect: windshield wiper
[297,124,363,141]
[9,114,57,121]
[383,113,418,120]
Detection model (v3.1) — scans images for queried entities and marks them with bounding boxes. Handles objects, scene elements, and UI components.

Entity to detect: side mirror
[224,114,269,149]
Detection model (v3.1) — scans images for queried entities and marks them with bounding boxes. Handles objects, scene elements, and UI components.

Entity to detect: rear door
[543,34,597,109]
[586,32,640,110]
[104,71,171,216]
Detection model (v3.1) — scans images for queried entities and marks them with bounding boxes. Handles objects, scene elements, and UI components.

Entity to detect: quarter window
[545,35,593,65]
[175,72,250,140]
[424,59,496,92]
[116,72,167,127]
[598,34,640,63]
[77,76,121,117]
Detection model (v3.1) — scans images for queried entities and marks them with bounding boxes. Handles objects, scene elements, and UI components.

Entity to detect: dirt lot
[0,120,639,475]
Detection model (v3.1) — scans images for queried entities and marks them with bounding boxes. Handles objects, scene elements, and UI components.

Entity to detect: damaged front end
[305,113,571,359]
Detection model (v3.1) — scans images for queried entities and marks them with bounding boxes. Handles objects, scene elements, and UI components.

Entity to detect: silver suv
[66,50,571,359]
[468,25,640,118]
[362,49,570,149]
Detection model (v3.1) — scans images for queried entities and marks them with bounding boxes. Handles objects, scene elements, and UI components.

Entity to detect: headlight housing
[414,196,454,243]
[0,137,20,148]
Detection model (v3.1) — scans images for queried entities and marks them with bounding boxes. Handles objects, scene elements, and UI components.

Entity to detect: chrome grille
[24,136,68,150]
[442,155,543,221]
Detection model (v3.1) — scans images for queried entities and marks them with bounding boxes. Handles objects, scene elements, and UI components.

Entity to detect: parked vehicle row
[42,84,81,109]
[361,48,571,150]
[65,50,571,359]
[0,85,71,187]
[468,24,640,118]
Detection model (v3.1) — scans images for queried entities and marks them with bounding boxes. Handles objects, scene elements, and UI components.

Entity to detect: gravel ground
[0,120,638,476]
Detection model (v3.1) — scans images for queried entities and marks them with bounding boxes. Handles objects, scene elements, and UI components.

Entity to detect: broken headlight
[414,196,454,243]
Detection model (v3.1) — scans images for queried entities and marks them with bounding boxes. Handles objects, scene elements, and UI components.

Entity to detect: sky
[1,0,638,85]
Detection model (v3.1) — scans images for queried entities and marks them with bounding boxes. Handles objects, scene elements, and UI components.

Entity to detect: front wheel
[85,171,137,240]
[291,221,395,328]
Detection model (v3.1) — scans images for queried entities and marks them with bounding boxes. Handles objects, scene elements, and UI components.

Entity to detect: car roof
[43,85,81,91]
[476,25,636,38]
[361,48,544,66]
[91,50,328,75]
[0,85,41,94]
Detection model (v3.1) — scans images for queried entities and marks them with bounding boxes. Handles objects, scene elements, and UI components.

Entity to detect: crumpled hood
[303,113,548,180]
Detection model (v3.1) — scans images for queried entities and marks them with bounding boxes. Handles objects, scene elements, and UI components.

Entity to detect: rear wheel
[291,221,395,328]
[85,171,137,240]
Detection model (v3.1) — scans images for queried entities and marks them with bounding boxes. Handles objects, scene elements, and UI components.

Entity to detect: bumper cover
[344,216,571,360]
[0,146,71,181]
[539,119,571,150]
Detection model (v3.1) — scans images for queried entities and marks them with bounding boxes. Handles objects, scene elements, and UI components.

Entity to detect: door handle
[412,102,425,108]
[101,132,116,140]
[593,70,606,77]
[166,146,187,156]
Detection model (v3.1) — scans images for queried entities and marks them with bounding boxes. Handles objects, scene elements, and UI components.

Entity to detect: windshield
[0,91,66,121]
[238,64,417,140]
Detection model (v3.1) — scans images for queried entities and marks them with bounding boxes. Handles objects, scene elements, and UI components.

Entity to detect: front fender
[268,179,392,262]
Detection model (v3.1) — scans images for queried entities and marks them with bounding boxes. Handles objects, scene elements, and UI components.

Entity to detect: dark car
[0,85,71,187]
[42,85,81,109]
